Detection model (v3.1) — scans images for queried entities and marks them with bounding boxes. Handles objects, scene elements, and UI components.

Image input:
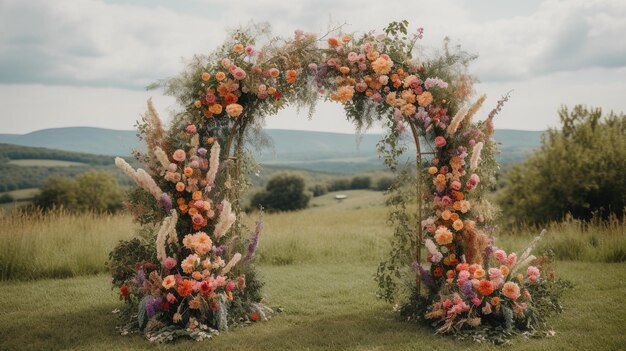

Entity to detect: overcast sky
[1,0,625,134]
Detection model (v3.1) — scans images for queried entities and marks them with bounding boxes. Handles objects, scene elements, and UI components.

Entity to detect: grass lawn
[0,260,625,351]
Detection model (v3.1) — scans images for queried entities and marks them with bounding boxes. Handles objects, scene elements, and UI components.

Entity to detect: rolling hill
[0,127,543,172]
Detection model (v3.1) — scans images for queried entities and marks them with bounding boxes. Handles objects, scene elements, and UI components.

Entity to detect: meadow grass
[0,209,135,280]
[7,159,88,167]
[0,190,625,349]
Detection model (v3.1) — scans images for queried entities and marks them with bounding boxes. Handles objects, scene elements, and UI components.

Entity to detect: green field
[1,187,40,201]
[7,159,88,167]
[0,190,624,350]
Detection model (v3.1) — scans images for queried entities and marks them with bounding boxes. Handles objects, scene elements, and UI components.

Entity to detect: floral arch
[110,22,560,343]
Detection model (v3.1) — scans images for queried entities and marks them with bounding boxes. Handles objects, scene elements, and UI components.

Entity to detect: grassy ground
[0,190,624,350]
[0,187,40,201]
[0,261,624,351]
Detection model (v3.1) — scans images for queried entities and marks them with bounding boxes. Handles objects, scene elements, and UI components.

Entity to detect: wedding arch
[110,22,561,343]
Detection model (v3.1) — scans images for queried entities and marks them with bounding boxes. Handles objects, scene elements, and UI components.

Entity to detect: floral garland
[110,21,563,343]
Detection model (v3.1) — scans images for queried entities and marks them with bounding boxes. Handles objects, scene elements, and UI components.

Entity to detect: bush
[33,170,126,213]
[350,176,372,189]
[0,193,13,204]
[327,178,351,192]
[375,176,394,191]
[250,173,310,212]
[498,105,625,224]
[310,184,328,197]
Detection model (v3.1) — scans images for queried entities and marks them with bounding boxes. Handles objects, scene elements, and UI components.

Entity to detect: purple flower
[462,280,475,298]
[134,269,145,288]
[244,218,263,263]
[145,296,162,318]
[213,245,226,257]
[412,262,436,292]
[159,194,172,213]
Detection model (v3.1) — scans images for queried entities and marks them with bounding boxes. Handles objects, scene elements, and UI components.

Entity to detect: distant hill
[0,127,139,156]
[0,127,543,173]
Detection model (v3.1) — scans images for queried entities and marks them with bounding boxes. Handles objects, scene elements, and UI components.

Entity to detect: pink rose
[172,149,186,162]
[450,180,462,191]
[232,67,246,80]
[226,282,235,291]
[164,257,177,270]
[308,63,317,71]
[441,196,452,206]
[221,58,232,69]
[494,249,507,263]
[185,125,197,134]
[371,93,382,103]
[507,253,517,266]
[434,136,447,148]
[245,46,254,55]
[192,214,204,225]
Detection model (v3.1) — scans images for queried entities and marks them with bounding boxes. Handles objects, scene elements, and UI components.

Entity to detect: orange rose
[175,182,185,192]
[491,297,500,305]
[209,104,223,115]
[201,72,210,81]
[428,167,438,175]
[194,100,202,108]
[339,66,350,75]
[188,207,198,217]
[183,167,193,177]
[215,71,226,81]
[327,37,340,46]
[341,34,351,43]
[206,137,216,144]
[417,91,434,107]
[452,219,464,231]
[477,280,494,296]
[286,69,298,84]
[226,103,243,117]
[500,265,510,277]
[192,191,202,201]
[177,279,194,297]
[233,43,244,53]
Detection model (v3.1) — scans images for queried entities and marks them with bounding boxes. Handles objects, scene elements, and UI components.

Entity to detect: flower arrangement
[109,21,565,343]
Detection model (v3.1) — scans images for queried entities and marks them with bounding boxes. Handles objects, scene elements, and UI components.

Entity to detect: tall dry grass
[0,209,135,280]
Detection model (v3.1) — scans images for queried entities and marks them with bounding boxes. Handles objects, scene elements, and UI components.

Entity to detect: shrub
[0,193,13,204]
[250,173,310,212]
[498,105,625,224]
[33,170,126,213]
[310,184,328,197]
[327,178,351,192]
[350,176,372,189]
[375,176,394,191]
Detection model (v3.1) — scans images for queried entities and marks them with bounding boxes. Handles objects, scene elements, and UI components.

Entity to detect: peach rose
[173,149,186,162]
[226,103,243,117]
[417,91,433,107]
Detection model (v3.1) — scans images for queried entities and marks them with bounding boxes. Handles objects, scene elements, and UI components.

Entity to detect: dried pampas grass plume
[463,94,487,124]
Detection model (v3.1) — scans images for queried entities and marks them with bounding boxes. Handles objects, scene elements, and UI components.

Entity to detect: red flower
[433,267,443,278]
[161,302,170,310]
[249,312,260,322]
[119,285,129,298]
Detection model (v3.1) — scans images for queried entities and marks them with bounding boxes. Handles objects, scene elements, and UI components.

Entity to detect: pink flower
[502,282,521,300]
[441,196,452,206]
[308,63,317,71]
[164,257,177,270]
[347,52,358,62]
[434,136,447,148]
[355,82,367,93]
[194,200,204,209]
[245,46,254,55]
[232,67,246,80]
[494,249,507,263]
[172,149,186,162]
[221,58,232,69]
[471,297,481,306]
[527,266,540,282]
[358,63,367,71]
[166,292,176,303]
[185,124,197,134]
[371,93,382,103]
[450,180,462,191]
[192,214,204,225]
[507,253,517,266]
[226,281,235,291]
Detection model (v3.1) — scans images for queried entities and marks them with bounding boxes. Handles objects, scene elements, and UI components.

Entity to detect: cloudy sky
[1,0,625,134]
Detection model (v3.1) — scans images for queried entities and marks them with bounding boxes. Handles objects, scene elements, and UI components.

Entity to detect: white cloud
[0,0,625,134]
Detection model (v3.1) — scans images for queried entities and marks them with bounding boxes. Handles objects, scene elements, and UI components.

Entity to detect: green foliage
[375,176,394,191]
[498,105,625,224]
[107,237,156,286]
[250,173,310,212]
[0,193,14,204]
[33,170,126,213]
[350,176,372,190]
[309,184,328,197]
[327,178,351,192]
